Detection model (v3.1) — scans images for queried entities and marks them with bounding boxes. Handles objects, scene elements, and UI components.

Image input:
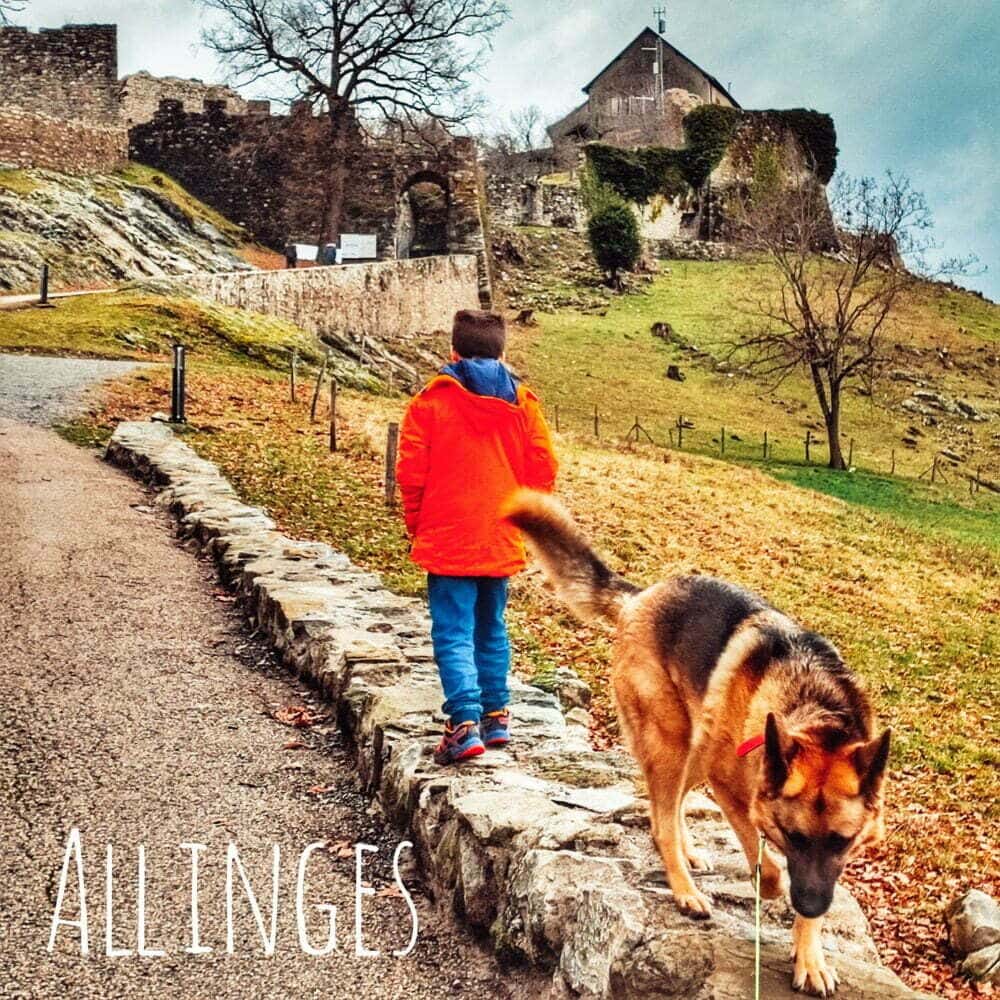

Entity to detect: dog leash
[754,832,765,1000]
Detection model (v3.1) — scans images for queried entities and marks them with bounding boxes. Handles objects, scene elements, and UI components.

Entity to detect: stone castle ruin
[0,23,127,172]
[0,22,490,301]
[0,19,834,279]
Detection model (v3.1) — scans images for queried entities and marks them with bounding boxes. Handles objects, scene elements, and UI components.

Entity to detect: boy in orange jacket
[396,310,558,764]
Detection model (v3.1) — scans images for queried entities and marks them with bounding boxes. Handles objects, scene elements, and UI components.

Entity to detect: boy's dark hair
[452,310,506,359]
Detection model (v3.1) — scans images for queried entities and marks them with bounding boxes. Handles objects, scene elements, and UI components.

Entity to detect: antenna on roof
[654,6,667,34]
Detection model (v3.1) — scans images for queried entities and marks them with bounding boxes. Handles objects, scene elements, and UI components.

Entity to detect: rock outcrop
[105,419,935,1000]
[0,167,247,293]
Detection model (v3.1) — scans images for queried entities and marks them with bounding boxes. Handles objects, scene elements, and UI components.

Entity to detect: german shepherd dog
[505,491,891,997]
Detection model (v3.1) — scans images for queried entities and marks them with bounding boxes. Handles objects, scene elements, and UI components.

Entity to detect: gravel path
[0,353,149,425]
[0,424,535,999]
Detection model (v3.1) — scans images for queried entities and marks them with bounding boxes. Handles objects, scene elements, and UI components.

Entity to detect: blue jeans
[427,574,511,725]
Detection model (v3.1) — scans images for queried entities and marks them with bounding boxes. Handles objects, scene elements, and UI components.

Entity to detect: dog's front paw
[758,860,786,900]
[674,885,713,920]
[791,943,838,996]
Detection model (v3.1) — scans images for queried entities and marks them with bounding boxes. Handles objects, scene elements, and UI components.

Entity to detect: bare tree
[200,0,509,243]
[508,104,543,151]
[0,0,26,25]
[731,172,969,470]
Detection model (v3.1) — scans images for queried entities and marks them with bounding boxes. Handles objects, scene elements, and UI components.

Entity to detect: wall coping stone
[105,420,934,999]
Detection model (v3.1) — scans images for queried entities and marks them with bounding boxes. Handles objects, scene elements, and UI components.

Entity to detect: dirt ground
[0,421,541,1000]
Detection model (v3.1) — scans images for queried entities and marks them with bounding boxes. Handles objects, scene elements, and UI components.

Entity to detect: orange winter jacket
[396,372,558,577]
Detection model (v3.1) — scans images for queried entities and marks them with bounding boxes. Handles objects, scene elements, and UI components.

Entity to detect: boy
[396,310,558,765]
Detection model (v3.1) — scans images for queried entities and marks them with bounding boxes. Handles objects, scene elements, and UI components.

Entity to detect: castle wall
[186,255,480,345]
[486,174,586,230]
[0,108,127,172]
[0,24,127,173]
[129,101,490,301]
[120,72,249,127]
[0,24,120,123]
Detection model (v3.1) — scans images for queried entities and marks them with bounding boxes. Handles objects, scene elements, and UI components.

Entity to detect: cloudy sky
[19,0,1000,300]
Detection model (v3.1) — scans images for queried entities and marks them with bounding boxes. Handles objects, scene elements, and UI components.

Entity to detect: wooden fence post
[290,348,298,402]
[310,353,329,422]
[848,438,854,468]
[385,423,399,506]
[677,415,684,450]
[763,430,769,461]
[593,405,600,438]
[329,378,338,453]
[805,429,812,464]
[720,426,725,456]
[891,449,896,476]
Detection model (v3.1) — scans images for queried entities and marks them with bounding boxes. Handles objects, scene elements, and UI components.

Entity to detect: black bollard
[171,344,187,423]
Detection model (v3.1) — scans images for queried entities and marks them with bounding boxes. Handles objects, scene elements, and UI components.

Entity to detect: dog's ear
[763,712,797,791]
[855,729,891,798]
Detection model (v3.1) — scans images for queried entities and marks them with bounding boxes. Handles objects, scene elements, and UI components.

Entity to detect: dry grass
[67,358,998,997]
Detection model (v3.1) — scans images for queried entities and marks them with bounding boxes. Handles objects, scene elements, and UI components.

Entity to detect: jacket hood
[441,358,519,404]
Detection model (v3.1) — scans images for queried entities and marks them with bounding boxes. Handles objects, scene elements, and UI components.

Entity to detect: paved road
[0,395,534,996]
[0,352,150,425]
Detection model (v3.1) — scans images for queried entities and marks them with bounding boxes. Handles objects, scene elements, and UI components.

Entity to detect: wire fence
[546,402,1000,499]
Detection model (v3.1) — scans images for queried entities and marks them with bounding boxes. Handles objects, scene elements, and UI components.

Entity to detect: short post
[805,429,812,464]
[891,449,896,476]
[763,430,769,461]
[554,405,560,433]
[677,415,683,450]
[170,344,186,423]
[40,264,49,305]
[310,352,329,423]
[848,438,854,468]
[290,348,298,402]
[385,423,399,506]
[329,378,338,453]
[720,426,726,456]
[593,404,600,438]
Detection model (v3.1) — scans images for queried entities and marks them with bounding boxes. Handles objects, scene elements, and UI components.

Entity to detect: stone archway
[395,170,451,260]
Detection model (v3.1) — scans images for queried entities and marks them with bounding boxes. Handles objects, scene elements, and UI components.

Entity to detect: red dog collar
[737,734,766,757]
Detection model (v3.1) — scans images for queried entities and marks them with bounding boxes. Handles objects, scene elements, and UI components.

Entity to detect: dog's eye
[826,833,853,853]
[784,829,811,851]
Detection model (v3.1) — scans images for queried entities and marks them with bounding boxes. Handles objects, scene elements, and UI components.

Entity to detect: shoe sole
[435,743,485,765]
[484,737,510,748]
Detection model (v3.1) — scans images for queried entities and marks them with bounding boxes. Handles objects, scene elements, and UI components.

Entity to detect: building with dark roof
[548,27,738,150]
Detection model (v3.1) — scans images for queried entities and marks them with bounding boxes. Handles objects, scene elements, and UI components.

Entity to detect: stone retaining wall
[104,420,931,1000]
[186,255,480,351]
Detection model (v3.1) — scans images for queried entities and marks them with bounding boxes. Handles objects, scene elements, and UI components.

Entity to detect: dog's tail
[503,489,639,624]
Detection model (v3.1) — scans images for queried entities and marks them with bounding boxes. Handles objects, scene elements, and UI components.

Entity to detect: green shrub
[587,199,641,285]
[680,105,741,187]
[585,106,837,204]
[757,109,838,183]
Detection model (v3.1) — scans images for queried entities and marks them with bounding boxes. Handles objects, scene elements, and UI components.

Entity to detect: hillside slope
[0,164,253,294]
[495,225,1000,494]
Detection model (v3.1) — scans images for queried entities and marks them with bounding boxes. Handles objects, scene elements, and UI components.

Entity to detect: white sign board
[292,243,319,262]
[340,234,377,260]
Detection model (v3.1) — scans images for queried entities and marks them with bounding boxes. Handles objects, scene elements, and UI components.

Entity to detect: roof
[581,27,740,109]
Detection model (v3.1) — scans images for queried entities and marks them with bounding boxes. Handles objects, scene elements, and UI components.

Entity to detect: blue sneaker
[434,721,485,765]
[481,709,511,748]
